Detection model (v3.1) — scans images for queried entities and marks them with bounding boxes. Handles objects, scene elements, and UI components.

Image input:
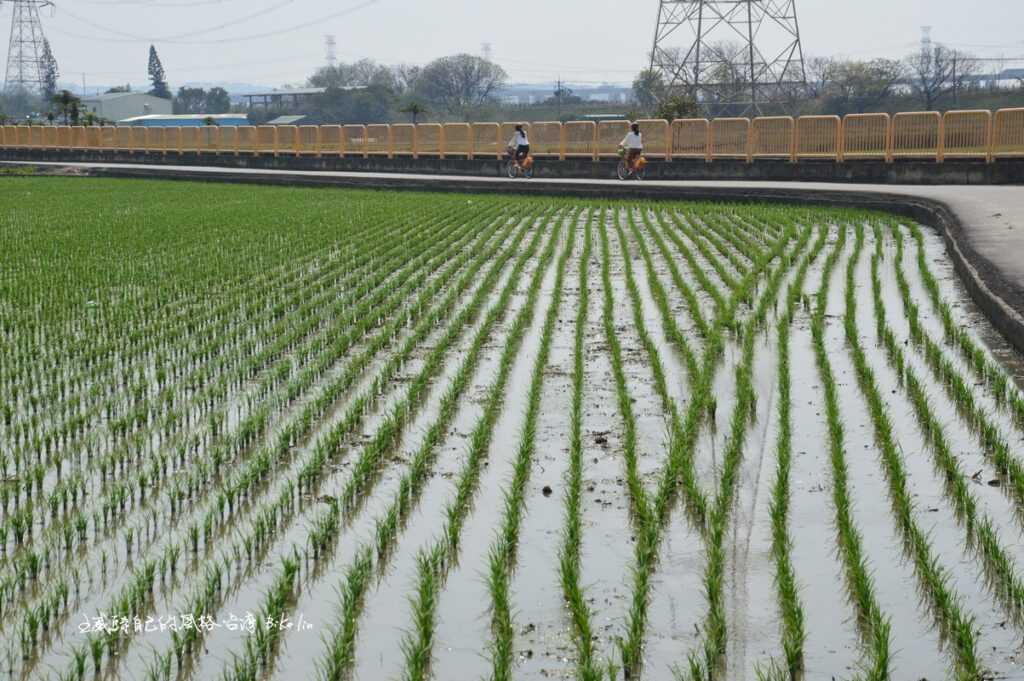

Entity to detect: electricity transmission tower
[325,34,337,67]
[649,0,807,115]
[2,0,54,94]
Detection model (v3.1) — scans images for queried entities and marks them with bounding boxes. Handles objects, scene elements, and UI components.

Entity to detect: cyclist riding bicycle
[507,124,530,166]
[619,123,643,170]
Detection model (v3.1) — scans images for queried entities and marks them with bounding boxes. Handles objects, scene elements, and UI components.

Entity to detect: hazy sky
[23,0,1024,90]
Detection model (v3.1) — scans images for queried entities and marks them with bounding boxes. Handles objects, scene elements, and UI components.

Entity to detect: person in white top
[507,124,530,165]
[619,122,643,170]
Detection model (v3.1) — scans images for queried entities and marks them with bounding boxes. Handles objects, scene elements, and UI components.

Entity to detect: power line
[49,0,379,44]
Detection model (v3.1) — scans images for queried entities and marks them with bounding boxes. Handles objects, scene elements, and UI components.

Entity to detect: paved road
[5,159,1023,352]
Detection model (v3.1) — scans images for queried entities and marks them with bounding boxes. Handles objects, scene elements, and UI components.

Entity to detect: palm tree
[399,101,428,124]
[51,90,80,125]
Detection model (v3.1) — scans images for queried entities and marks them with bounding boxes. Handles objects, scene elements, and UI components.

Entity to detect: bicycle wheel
[523,164,534,179]
[635,164,646,181]
[506,160,518,179]
[616,161,629,181]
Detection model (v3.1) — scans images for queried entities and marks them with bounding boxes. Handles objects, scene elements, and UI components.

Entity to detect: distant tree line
[630,40,1024,118]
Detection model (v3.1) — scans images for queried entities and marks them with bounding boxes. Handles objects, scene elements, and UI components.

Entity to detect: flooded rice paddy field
[2,177,1024,681]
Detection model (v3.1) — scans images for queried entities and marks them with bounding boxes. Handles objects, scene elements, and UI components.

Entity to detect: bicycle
[616,148,647,181]
[505,148,535,179]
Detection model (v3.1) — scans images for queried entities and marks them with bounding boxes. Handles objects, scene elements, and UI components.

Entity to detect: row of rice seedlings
[762,222,831,677]
[635,209,710,339]
[482,211,579,681]
[843,223,980,679]
[597,208,653,531]
[696,212,761,271]
[667,211,739,292]
[873,224,1024,621]
[0,206,499,652]
[654,210,727,319]
[557,212,603,681]
[320,211,569,681]
[623,211,804,678]
[685,217,819,680]
[887,225,1024,512]
[615,209,709,526]
[681,210,751,279]
[1,200,453,528]
[806,222,892,680]
[0,207,415,486]
[906,223,1024,428]
[0,206,481,575]
[625,209,700,381]
[52,205,543,680]
[213,208,554,681]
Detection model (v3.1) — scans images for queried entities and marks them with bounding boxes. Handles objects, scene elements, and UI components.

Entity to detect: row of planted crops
[2,177,1024,681]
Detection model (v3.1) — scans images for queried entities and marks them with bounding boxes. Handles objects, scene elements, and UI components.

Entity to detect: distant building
[81,93,172,121]
[264,115,306,125]
[242,88,327,109]
[118,113,250,127]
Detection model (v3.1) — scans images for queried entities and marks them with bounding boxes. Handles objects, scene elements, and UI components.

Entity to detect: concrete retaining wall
[3,148,1024,185]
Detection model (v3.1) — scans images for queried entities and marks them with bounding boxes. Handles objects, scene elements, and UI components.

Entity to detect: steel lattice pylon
[3,0,54,94]
[649,0,806,115]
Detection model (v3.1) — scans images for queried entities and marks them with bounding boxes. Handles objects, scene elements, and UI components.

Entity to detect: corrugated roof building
[118,113,250,127]
[81,92,172,121]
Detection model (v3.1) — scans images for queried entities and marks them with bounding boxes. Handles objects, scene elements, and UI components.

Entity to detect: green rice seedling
[843,223,980,679]
[597,209,652,530]
[483,209,579,681]
[871,223,1024,624]
[887,224,1024,513]
[313,209,565,675]
[557,212,603,681]
[906,224,1024,428]
[807,222,892,681]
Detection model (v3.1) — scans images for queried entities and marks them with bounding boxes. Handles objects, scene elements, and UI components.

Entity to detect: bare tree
[825,59,904,115]
[415,54,506,120]
[907,45,975,110]
[804,57,838,99]
[632,69,666,112]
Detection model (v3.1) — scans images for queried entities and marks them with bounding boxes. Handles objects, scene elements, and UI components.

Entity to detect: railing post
[885,118,893,163]
[937,115,945,163]
[559,125,566,161]
[789,118,797,163]
[439,125,447,159]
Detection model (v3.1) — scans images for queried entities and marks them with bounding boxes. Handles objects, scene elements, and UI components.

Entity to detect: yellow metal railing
[892,111,941,160]
[319,125,341,155]
[597,120,630,158]
[671,119,710,160]
[637,119,670,159]
[842,113,890,160]
[473,123,502,159]
[366,124,390,156]
[941,110,991,160]
[530,121,562,158]
[218,126,238,154]
[297,125,319,155]
[443,123,472,158]
[4,109,1023,164]
[391,124,415,157]
[416,124,442,157]
[993,108,1024,158]
[564,121,596,159]
[342,125,365,157]
[750,116,793,160]
[711,118,750,160]
[796,116,841,160]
